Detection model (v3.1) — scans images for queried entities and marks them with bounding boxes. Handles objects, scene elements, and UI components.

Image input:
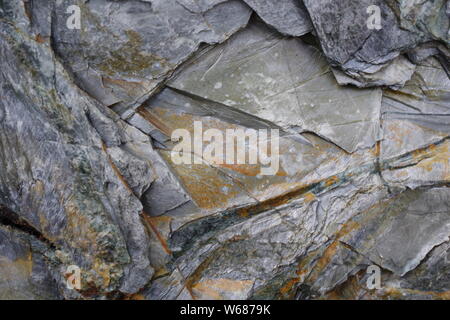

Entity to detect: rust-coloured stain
[381,288,450,300]
[324,175,339,187]
[303,192,316,203]
[301,220,360,286]
[144,214,172,255]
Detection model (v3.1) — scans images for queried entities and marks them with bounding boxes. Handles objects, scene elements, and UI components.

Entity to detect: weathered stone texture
[0,0,449,300]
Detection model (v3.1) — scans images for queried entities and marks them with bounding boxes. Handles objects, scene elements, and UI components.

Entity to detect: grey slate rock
[303,0,448,88]
[242,0,312,37]
[50,0,252,112]
[1,0,449,301]
[0,2,153,297]
[168,21,382,153]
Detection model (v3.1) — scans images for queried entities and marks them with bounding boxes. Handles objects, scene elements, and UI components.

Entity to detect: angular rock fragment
[144,215,173,277]
[332,55,416,89]
[303,242,372,297]
[397,240,450,293]
[0,3,154,297]
[380,57,450,189]
[50,0,252,114]
[396,0,450,45]
[107,145,154,197]
[175,0,231,12]
[140,86,380,230]
[319,255,450,300]
[293,187,450,299]
[169,21,382,153]
[139,140,196,218]
[143,268,188,300]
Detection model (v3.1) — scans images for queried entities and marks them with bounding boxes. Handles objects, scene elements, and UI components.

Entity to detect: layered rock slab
[168,21,382,153]
[0,2,154,297]
[50,0,252,114]
[0,0,449,301]
[303,0,449,87]
[140,86,379,226]
[380,57,450,189]
[144,172,388,299]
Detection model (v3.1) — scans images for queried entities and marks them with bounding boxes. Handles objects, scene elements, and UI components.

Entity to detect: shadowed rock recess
[0,0,448,300]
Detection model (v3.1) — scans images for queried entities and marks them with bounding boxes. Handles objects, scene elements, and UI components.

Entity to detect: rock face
[168,21,382,153]
[242,0,312,37]
[303,0,449,88]
[0,0,449,300]
[51,0,252,115]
